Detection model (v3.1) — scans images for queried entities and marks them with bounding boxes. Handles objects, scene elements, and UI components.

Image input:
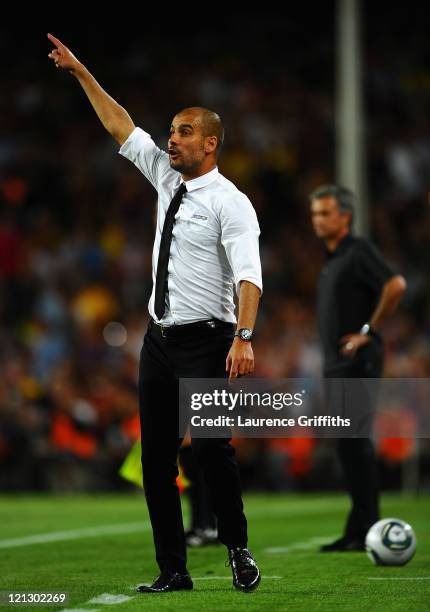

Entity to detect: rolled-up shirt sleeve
[118,126,171,191]
[220,193,263,296]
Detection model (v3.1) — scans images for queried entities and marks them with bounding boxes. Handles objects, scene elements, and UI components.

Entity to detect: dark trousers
[325,339,384,540]
[179,445,216,531]
[138,320,247,573]
[337,438,379,540]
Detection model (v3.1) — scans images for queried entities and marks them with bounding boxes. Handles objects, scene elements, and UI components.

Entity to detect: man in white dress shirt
[48,33,262,594]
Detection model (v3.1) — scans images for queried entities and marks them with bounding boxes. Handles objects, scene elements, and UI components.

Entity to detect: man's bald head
[176,107,224,154]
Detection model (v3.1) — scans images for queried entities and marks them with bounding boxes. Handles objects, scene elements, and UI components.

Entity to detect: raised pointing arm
[47,33,135,145]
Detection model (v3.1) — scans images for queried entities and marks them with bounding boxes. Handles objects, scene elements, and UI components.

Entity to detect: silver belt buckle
[160,323,168,338]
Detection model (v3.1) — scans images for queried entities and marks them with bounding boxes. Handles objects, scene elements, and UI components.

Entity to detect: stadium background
[0,5,429,498]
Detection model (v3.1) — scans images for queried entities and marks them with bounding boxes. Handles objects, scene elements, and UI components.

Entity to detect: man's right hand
[47,33,81,73]
[47,32,135,145]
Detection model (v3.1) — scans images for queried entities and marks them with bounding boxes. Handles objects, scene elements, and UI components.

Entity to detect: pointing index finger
[47,33,65,50]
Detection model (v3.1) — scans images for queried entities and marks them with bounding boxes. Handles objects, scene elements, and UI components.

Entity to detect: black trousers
[138,320,247,573]
[325,339,384,541]
[179,445,216,531]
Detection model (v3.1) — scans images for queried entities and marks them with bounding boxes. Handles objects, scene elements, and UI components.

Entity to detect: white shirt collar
[180,166,219,192]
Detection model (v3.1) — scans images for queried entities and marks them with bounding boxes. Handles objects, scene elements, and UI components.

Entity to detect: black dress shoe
[320,536,365,552]
[136,570,193,593]
[227,547,261,592]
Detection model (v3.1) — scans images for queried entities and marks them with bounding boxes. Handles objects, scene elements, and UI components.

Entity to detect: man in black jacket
[310,185,407,551]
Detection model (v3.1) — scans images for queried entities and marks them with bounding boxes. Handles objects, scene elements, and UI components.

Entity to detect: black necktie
[154,182,187,320]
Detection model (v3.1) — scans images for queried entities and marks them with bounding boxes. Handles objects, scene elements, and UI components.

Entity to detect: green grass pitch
[0,493,428,611]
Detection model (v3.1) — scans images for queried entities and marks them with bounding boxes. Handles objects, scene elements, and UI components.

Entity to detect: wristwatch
[234,328,253,341]
[359,322,377,339]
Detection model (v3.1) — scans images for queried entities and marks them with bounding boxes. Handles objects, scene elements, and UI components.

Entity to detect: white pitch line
[87,593,135,605]
[367,577,430,581]
[0,521,151,549]
[0,501,343,550]
[61,592,136,611]
[61,575,430,611]
[63,578,284,612]
[264,535,336,554]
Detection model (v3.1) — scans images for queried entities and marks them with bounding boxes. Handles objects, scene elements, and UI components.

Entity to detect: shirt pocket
[181,212,218,247]
[185,214,210,232]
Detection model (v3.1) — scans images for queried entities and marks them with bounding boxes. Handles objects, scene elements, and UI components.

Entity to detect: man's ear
[342,210,352,229]
[204,136,217,154]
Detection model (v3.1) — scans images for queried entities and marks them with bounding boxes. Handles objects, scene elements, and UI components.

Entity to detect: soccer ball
[365,518,416,566]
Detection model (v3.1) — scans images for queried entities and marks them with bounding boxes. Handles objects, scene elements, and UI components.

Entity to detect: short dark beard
[169,157,202,175]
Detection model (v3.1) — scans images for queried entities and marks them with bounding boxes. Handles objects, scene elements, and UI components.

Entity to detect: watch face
[361,323,370,336]
[240,329,252,340]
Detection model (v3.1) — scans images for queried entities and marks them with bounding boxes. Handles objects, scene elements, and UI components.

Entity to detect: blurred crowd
[0,11,429,492]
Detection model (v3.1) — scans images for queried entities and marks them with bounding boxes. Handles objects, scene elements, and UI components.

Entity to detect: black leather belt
[149,317,234,338]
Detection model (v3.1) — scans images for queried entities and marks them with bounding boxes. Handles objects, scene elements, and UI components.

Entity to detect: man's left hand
[226,338,254,381]
[339,333,371,358]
